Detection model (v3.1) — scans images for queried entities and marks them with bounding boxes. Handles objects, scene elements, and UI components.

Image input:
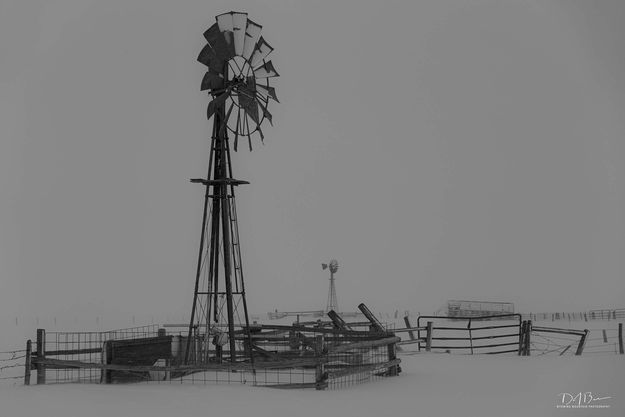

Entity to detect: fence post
[575,330,588,356]
[425,321,433,352]
[619,323,624,355]
[525,320,532,356]
[314,335,326,390]
[24,339,32,386]
[467,319,474,355]
[519,321,525,355]
[602,329,608,343]
[36,329,46,385]
[387,342,398,376]
[404,316,415,340]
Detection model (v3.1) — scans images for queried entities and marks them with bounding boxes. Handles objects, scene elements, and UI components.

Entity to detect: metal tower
[323,260,339,312]
[185,11,279,364]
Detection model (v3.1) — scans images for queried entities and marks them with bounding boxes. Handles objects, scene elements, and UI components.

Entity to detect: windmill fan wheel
[197,11,279,151]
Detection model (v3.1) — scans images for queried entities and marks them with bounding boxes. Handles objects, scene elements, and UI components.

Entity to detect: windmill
[322,259,339,313]
[185,11,279,364]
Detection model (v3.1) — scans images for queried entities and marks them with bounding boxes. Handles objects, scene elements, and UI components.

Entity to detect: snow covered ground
[1,351,623,417]
[1,317,623,416]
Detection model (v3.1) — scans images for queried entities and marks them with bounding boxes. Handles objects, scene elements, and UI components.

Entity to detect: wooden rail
[328,337,401,353]
[327,359,401,379]
[31,357,326,372]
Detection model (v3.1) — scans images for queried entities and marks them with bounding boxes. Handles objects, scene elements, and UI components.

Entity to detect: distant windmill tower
[322,259,339,312]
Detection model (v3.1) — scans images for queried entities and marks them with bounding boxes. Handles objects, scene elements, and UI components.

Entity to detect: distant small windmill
[322,259,339,312]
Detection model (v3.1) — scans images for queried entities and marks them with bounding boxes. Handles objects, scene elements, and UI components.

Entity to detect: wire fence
[520,309,625,322]
[0,349,27,382]
[531,326,624,356]
[27,317,401,390]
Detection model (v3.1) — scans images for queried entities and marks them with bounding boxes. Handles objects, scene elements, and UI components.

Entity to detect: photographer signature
[558,392,611,408]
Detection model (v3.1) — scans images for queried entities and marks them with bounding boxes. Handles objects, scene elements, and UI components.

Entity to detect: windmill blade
[256,84,278,102]
[256,96,273,125]
[250,37,274,68]
[201,71,224,91]
[216,12,234,42]
[253,60,279,78]
[232,12,248,56]
[242,19,262,61]
[197,44,226,73]
[204,23,234,62]
[207,90,230,120]
[197,43,214,66]
[244,114,253,151]
[239,86,260,125]
[257,125,265,143]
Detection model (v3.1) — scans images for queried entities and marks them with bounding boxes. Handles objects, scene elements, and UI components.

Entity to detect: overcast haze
[1,0,624,331]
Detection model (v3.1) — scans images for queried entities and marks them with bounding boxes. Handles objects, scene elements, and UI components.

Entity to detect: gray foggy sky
[1,0,624,326]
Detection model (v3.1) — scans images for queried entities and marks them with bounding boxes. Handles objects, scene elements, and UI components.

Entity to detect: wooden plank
[426,322,433,352]
[256,324,373,336]
[358,303,386,333]
[36,329,45,385]
[403,316,415,340]
[32,357,326,372]
[430,342,519,350]
[44,347,103,356]
[24,340,31,386]
[327,359,402,379]
[265,382,319,389]
[251,345,280,360]
[575,330,589,356]
[525,320,532,356]
[397,339,424,346]
[431,333,518,341]
[532,326,586,336]
[468,319,474,355]
[328,336,401,353]
[327,310,352,331]
[483,349,520,355]
[314,335,325,390]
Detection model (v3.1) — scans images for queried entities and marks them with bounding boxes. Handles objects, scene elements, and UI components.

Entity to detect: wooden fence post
[387,342,398,376]
[525,320,532,356]
[314,335,326,390]
[518,321,525,355]
[467,319,474,355]
[425,321,433,352]
[404,316,415,340]
[36,329,46,385]
[619,323,624,355]
[575,330,588,356]
[24,339,32,386]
